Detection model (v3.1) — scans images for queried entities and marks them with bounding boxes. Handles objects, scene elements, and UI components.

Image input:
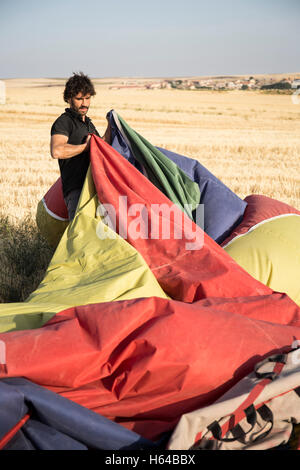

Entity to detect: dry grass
[0,215,54,302]
[0,78,299,223]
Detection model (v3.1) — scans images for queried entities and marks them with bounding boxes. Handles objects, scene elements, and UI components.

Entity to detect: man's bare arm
[50,134,91,159]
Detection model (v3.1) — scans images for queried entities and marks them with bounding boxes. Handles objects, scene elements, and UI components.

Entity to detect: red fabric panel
[11,139,298,441]
[43,177,68,220]
[221,194,300,247]
[0,296,300,440]
[89,136,273,301]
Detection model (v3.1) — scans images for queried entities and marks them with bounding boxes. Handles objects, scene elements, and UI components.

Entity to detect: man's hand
[85,134,92,151]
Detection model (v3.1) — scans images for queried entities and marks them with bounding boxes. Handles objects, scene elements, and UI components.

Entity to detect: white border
[42,197,69,221]
[222,213,300,249]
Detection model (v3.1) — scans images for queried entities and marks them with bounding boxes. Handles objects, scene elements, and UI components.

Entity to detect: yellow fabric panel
[36,199,68,249]
[0,167,168,333]
[224,215,300,306]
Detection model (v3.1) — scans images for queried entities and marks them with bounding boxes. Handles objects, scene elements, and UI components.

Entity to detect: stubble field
[0,77,300,223]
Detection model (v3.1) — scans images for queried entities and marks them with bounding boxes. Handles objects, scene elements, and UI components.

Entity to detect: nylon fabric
[0,167,167,332]
[1,296,300,440]
[224,215,300,306]
[0,378,155,450]
[90,135,293,304]
[36,199,68,248]
[108,109,247,243]
[221,194,300,247]
[43,177,68,220]
[114,113,201,220]
[168,348,300,450]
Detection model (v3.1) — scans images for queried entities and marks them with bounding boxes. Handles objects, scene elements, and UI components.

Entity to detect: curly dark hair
[63,72,96,103]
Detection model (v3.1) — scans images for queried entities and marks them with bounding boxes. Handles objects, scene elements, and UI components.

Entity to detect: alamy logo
[96,197,204,251]
[0,340,7,373]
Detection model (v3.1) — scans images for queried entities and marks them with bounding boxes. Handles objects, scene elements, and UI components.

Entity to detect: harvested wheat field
[1,78,300,450]
[0,77,299,223]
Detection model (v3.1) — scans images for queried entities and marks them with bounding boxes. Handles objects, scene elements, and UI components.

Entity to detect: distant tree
[241,84,249,90]
[261,81,291,90]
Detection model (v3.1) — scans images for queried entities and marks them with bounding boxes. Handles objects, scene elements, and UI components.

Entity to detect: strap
[207,405,257,442]
[250,404,274,443]
[254,354,286,380]
[193,354,285,447]
[193,353,286,447]
[0,413,31,450]
[194,403,274,448]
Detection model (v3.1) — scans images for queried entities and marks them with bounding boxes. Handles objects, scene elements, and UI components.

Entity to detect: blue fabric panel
[108,111,144,174]
[0,378,157,450]
[3,430,36,450]
[107,110,247,244]
[22,419,88,450]
[0,381,28,440]
[156,147,247,244]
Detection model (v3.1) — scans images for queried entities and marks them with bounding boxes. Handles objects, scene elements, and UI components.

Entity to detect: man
[50,72,110,220]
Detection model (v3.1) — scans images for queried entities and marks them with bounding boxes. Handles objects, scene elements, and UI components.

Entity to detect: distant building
[0,81,5,105]
[161,81,172,89]
[292,79,300,89]
[148,82,161,89]
[227,82,236,89]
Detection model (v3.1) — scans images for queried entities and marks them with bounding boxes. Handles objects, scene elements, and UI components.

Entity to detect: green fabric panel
[117,114,200,220]
[0,167,168,333]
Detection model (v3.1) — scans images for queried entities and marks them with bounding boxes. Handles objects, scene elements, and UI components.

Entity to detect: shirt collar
[65,107,91,123]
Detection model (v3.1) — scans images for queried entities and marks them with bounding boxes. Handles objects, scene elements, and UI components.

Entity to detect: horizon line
[1,72,300,81]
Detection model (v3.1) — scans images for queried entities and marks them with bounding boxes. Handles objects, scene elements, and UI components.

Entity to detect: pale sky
[0,0,299,78]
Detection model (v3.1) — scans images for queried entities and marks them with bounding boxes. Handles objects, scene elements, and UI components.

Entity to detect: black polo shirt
[51,108,100,198]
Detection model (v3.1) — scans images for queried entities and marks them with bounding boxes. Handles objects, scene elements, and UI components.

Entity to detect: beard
[71,99,89,115]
